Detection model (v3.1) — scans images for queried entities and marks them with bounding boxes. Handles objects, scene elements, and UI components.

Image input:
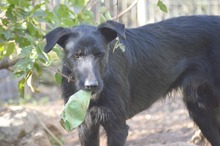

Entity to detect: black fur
[44,15,220,146]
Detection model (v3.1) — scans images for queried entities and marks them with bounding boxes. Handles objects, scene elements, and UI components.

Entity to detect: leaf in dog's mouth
[60,90,92,132]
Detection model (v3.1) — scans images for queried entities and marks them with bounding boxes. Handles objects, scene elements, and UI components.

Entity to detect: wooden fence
[93,0,220,27]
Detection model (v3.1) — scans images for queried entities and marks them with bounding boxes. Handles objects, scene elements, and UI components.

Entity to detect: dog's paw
[191,129,211,146]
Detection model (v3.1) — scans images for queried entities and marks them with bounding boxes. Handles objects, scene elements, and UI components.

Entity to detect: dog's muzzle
[84,79,99,92]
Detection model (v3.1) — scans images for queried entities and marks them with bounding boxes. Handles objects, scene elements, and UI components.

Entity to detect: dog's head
[44,21,125,94]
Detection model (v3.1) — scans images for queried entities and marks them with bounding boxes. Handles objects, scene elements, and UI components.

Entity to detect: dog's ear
[43,27,71,53]
[98,20,126,43]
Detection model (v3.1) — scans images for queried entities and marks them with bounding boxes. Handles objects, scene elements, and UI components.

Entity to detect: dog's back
[106,15,220,118]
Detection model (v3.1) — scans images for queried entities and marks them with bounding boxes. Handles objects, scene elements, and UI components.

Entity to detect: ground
[35,92,209,146]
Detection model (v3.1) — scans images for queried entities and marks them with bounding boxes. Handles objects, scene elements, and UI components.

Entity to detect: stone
[0,106,62,146]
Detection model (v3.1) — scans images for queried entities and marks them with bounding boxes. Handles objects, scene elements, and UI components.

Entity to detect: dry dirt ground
[35,92,210,146]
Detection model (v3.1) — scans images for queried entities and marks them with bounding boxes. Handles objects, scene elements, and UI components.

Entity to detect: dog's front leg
[102,120,129,146]
[78,108,100,146]
[78,122,100,146]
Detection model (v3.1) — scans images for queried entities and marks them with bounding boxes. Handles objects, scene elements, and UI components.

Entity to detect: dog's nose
[84,80,99,91]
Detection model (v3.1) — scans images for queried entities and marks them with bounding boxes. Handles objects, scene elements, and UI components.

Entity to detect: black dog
[44,15,220,146]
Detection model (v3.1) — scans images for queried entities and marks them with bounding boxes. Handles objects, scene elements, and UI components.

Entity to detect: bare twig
[86,0,98,11]
[48,67,75,83]
[35,112,63,146]
[112,0,138,20]
[81,0,97,11]
[0,58,19,70]
[115,0,119,20]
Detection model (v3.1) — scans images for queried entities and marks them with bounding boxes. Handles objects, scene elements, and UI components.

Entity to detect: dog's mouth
[89,90,100,96]
[82,88,99,96]
[85,89,101,99]
[91,91,96,95]
[83,85,101,96]
[91,91,101,100]
[77,81,102,98]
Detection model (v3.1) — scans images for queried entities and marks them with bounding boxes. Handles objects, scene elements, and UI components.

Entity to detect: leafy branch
[0,0,167,98]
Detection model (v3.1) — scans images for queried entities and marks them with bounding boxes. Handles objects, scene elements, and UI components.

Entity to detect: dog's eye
[74,52,83,59]
[74,54,80,59]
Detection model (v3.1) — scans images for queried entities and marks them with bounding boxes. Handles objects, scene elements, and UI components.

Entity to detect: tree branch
[0,58,19,70]
[48,67,75,83]
[112,0,138,20]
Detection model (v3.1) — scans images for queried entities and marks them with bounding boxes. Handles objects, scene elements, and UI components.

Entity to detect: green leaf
[27,22,37,35]
[19,46,32,58]
[34,9,46,17]
[2,19,9,26]
[99,6,108,14]
[31,3,45,14]
[6,5,17,21]
[7,0,19,5]
[113,38,125,53]
[44,11,54,22]
[157,0,168,13]
[105,11,112,20]
[100,6,112,21]
[3,30,13,40]
[55,72,62,85]
[60,90,92,132]
[17,39,31,48]
[25,34,35,44]
[58,4,70,18]
[0,43,5,52]
[0,43,5,60]
[72,0,87,7]
[4,41,15,56]
[7,0,31,7]
[14,58,34,77]
[100,14,106,23]
[19,0,31,7]
[36,45,49,64]
[62,18,75,27]
[18,78,26,98]
[52,47,64,59]
[26,70,40,93]
[34,62,42,76]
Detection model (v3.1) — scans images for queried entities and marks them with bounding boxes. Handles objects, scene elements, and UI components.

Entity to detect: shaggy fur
[44,15,220,146]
